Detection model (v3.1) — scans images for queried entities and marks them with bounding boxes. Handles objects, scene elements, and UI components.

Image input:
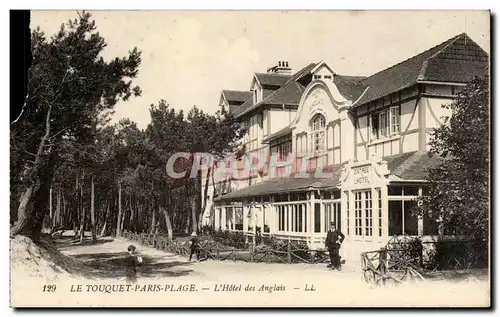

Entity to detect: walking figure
[125,244,143,284]
[325,221,345,271]
[189,232,200,261]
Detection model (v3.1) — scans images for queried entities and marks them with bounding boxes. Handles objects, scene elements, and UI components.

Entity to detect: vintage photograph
[10,10,490,307]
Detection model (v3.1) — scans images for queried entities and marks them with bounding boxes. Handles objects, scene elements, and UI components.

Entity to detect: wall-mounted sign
[352,164,371,185]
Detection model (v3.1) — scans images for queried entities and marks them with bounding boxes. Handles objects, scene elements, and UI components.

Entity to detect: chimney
[266,60,292,75]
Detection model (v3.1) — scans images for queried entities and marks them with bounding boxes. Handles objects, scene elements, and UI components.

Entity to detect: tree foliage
[417,74,490,240]
[10,12,243,241]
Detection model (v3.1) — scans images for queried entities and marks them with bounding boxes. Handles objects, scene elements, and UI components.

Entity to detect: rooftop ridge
[236,62,318,118]
[359,33,465,84]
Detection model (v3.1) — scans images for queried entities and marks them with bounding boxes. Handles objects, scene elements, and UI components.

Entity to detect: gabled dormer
[251,80,263,104]
[220,90,252,114]
[310,61,336,82]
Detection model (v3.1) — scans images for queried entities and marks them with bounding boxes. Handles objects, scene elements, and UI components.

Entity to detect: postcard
[10,10,490,307]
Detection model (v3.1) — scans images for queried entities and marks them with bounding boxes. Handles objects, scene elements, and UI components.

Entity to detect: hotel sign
[352,165,371,185]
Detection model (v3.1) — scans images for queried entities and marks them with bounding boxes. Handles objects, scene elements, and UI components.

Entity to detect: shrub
[426,238,487,270]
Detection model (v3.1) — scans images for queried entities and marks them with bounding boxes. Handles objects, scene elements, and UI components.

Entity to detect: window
[314,203,321,233]
[377,189,382,236]
[314,75,322,79]
[379,111,387,138]
[277,141,292,160]
[371,106,401,140]
[388,200,418,236]
[345,191,350,235]
[311,114,326,152]
[324,75,332,80]
[355,192,362,236]
[253,89,258,104]
[364,191,373,236]
[324,202,341,232]
[390,106,400,133]
[354,190,375,237]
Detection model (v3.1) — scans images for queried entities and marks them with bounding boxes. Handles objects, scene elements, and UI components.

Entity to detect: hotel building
[201,33,489,257]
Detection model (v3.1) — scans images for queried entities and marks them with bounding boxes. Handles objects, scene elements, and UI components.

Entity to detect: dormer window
[252,83,262,104]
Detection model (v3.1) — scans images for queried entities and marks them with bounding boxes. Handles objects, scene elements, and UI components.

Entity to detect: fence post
[379,248,387,286]
[287,240,292,263]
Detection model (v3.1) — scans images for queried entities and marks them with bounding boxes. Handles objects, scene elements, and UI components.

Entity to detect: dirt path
[12,234,490,307]
[58,236,359,284]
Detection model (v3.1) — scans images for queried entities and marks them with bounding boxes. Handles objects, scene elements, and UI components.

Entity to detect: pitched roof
[385,150,445,181]
[213,164,343,201]
[333,75,367,101]
[353,33,489,107]
[222,90,252,103]
[214,151,447,201]
[254,73,292,87]
[235,63,317,118]
[262,125,293,143]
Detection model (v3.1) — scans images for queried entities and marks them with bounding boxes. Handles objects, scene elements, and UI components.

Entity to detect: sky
[31,10,490,129]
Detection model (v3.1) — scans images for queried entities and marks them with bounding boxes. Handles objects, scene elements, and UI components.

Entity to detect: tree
[417,74,489,241]
[10,11,141,238]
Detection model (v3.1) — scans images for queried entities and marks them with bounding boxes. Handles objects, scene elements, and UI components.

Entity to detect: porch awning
[214,164,343,202]
[213,151,444,202]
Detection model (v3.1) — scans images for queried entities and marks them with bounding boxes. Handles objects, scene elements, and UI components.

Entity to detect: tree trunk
[79,185,85,243]
[90,176,97,243]
[116,182,122,237]
[10,104,52,237]
[52,190,60,232]
[100,202,110,236]
[49,186,53,221]
[160,206,173,240]
[129,197,135,233]
[190,195,197,234]
[202,166,211,217]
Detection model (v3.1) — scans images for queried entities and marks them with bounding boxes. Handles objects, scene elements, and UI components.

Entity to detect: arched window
[311,114,326,152]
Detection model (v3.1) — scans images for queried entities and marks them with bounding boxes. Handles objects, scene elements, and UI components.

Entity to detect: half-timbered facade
[201,33,489,257]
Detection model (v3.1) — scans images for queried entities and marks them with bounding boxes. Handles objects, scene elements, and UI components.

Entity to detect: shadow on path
[52,236,195,280]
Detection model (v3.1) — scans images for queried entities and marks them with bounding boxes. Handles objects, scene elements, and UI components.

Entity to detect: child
[125,244,143,284]
[189,232,200,261]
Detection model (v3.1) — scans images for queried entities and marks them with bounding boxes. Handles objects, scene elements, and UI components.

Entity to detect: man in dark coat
[189,232,200,261]
[325,221,345,270]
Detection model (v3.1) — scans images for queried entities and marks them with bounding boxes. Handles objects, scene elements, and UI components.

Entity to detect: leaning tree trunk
[10,105,52,237]
[90,176,97,243]
[100,202,110,237]
[160,205,173,240]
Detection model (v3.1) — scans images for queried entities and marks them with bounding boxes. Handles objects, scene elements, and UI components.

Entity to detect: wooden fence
[361,248,426,286]
[122,231,331,265]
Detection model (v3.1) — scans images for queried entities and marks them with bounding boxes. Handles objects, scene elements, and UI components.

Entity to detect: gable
[291,82,349,132]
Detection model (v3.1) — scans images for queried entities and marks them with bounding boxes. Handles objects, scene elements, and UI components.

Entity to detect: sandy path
[11,236,491,307]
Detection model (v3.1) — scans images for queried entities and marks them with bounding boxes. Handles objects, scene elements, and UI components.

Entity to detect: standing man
[189,232,200,261]
[325,221,345,271]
